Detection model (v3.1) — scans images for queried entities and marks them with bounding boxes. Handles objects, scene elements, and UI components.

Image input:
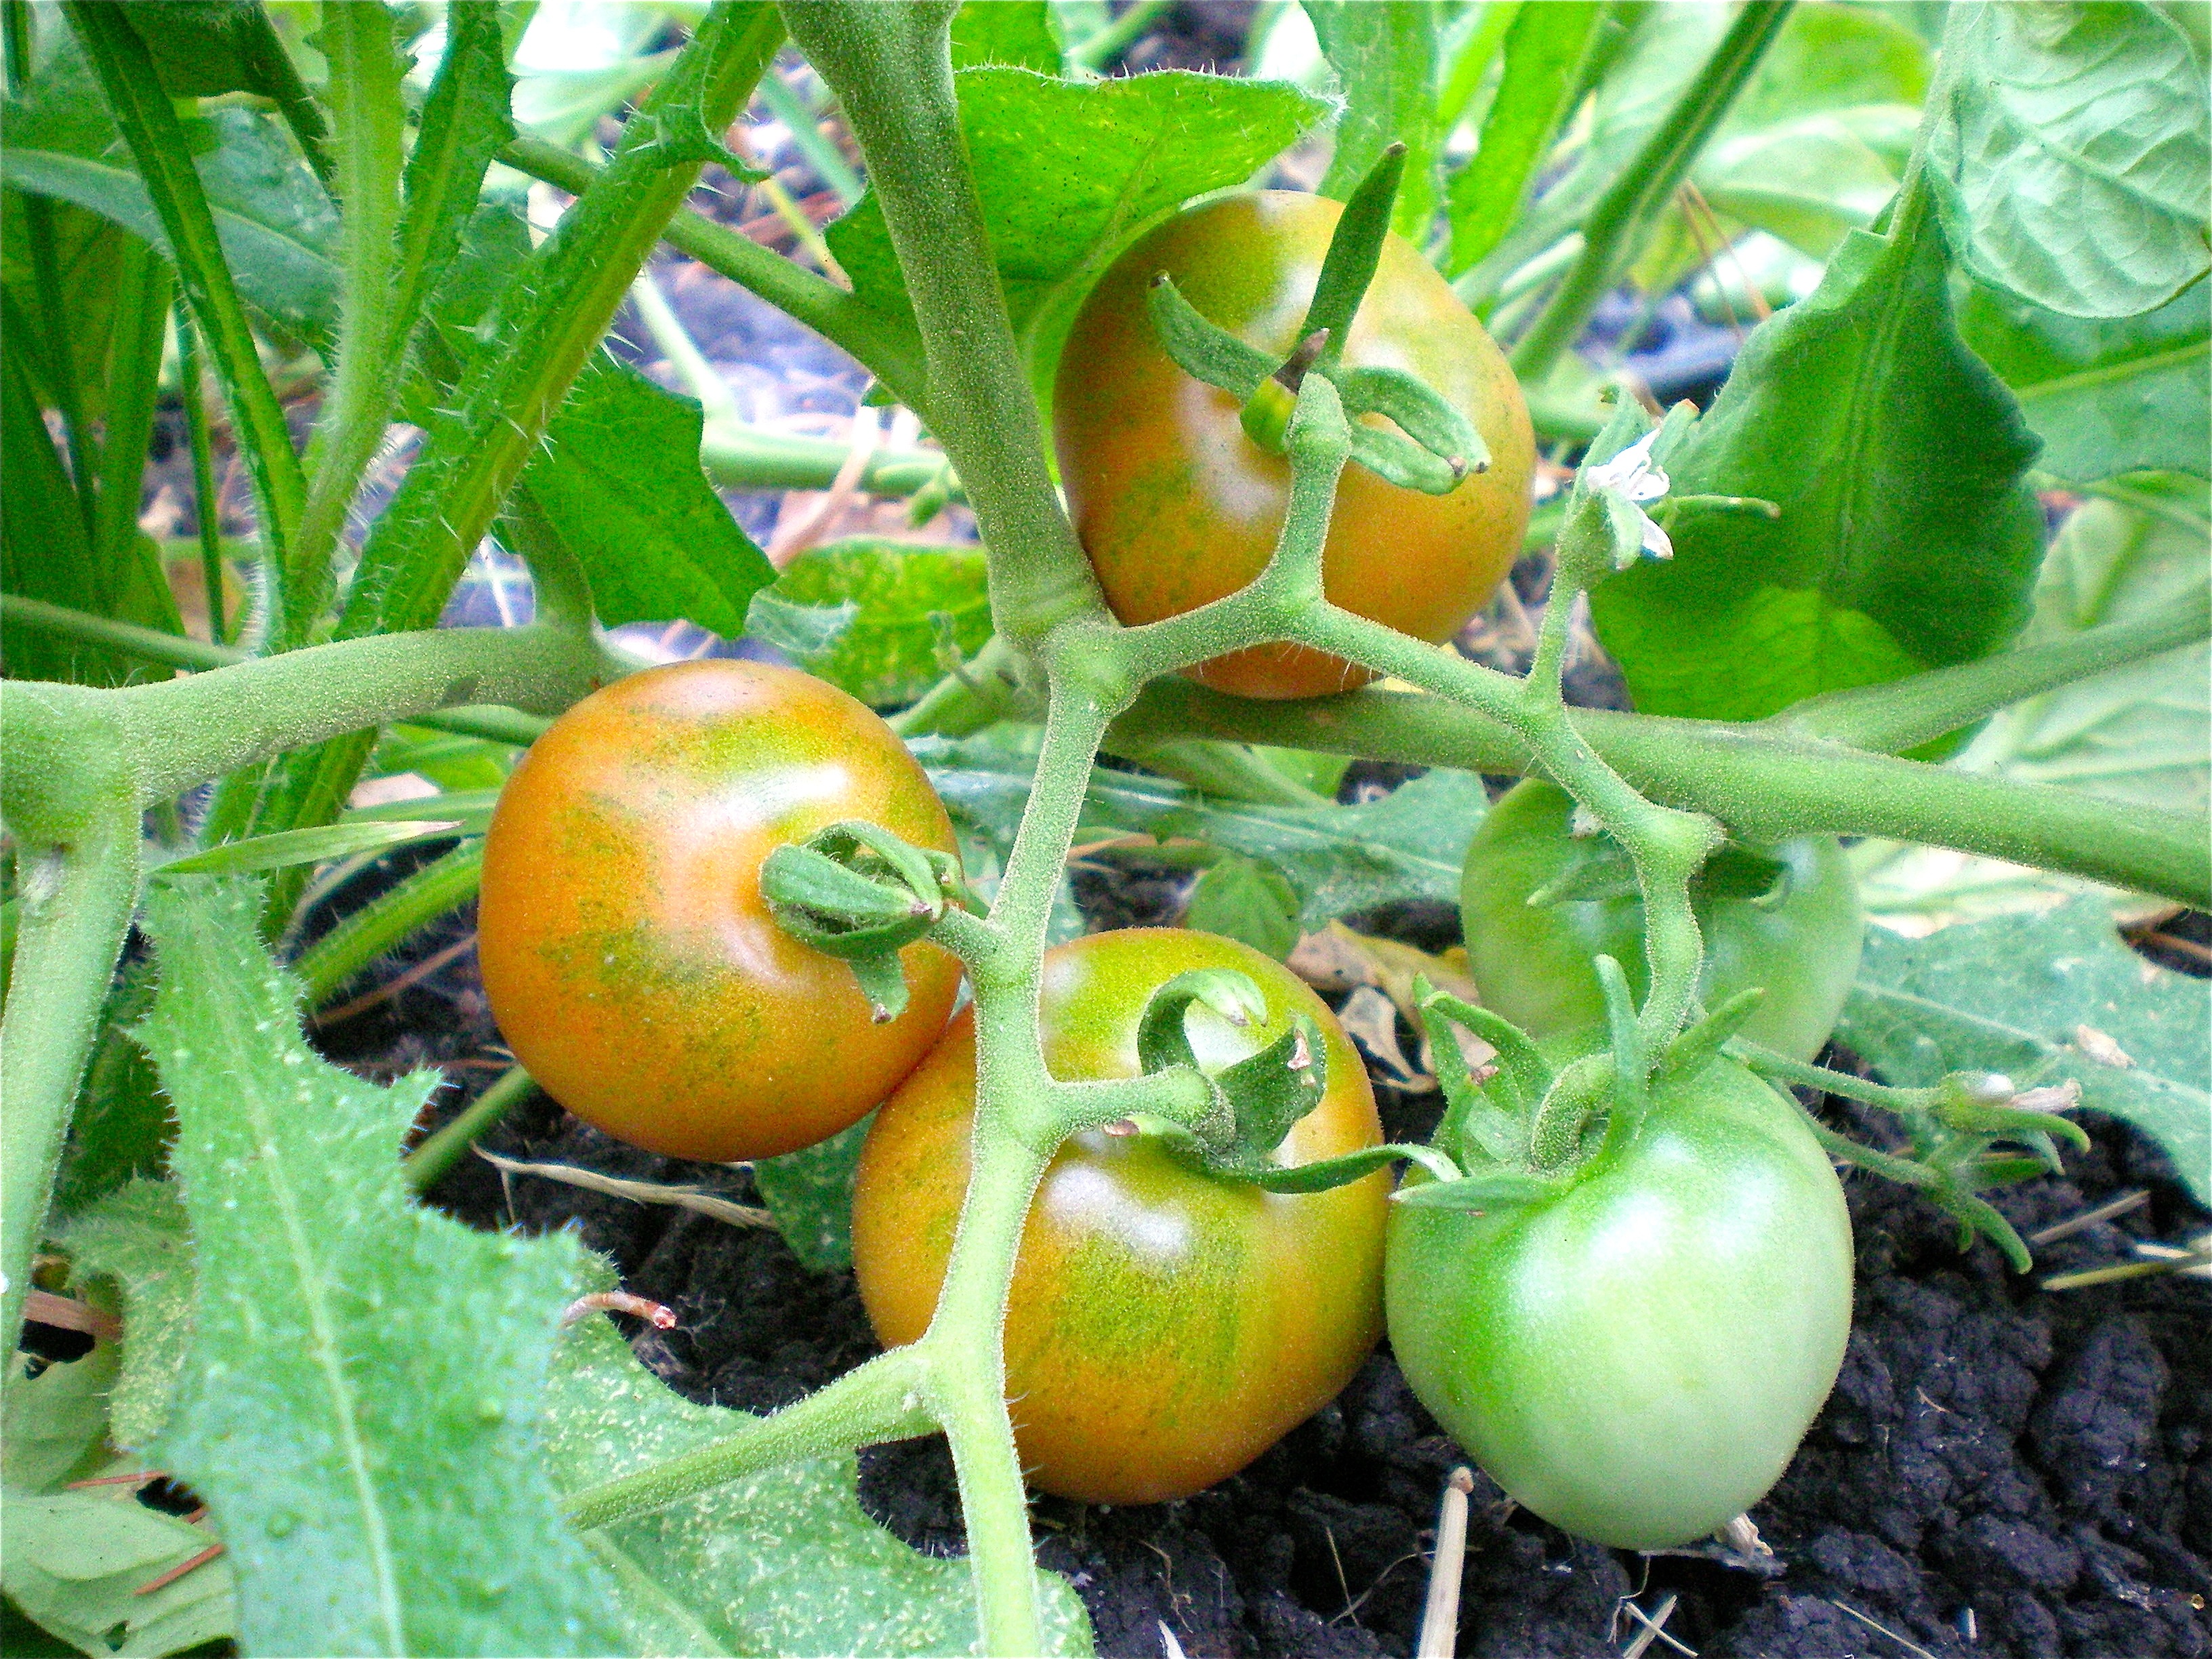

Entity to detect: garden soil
[301,867,2211,1659]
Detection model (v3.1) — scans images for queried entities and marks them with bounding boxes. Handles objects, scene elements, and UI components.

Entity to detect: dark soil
[299,855,2212,1659]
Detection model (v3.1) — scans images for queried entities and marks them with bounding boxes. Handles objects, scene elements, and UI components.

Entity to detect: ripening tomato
[1387,1054,1853,1549]
[477,659,961,1162]
[1053,190,1536,700]
[1460,779,1865,1063]
[850,928,1390,1505]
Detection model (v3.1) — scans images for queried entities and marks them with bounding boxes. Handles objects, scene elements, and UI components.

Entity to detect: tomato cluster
[475,188,1860,1540]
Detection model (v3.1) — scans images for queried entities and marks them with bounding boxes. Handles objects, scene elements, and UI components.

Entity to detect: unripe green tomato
[1459,780,1864,1063]
[1386,1056,1853,1549]
[851,928,1390,1506]
[1053,190,1536,701]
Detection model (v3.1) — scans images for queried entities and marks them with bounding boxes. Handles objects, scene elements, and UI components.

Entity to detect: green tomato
[1460,779,1864,1063]
[1386,1055,1853,1549]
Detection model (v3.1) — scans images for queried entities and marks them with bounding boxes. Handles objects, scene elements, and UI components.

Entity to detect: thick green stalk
[1110,678,2211,907]
[285,0,409,639]
[64,0,307,598]
[563,1349,934,1531]
[498,134,930,410]
[232,0,335,188]
[1774,600,2212,754]
[0,811,138,1358]
[0,594,562,749]
[779,3,1105,647]
[699,422,953,495]
[1509,0,1795,380]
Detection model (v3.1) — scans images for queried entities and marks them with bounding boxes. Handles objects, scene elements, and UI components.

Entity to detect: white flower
[1583,429,1674,560]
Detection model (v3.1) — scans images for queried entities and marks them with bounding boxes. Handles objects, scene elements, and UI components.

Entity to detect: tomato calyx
[760,819,975,1022]
[1140,144,1489,495]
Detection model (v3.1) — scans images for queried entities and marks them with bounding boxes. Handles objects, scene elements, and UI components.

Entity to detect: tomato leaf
[825,68,1324,346]
[544,1311,1093,1656]
[3,1341,119,1496]
[1837,899,2211,1204]
[1183,855,1302,962]
[518,355,777,638]
[765,538,992,708]
[2,1486,239,1657]
[1923,1,2211,320]
[132,879,633,1655]
[949,0,1062,73]
[1959,278,2210,485]
[751,1118,871,1273]
[1306,0,1444,241]
[1590,184,2045,722]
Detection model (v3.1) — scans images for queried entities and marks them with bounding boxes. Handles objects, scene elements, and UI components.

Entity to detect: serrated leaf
[1590,186,2045,721]
[1925,1,2211,319]
[1306,0,1443,239]
[54,1180,194,1452]
[1960,276,2210,483]
[546,1314,1092,1656]
[765,538,991,707]
[1838,899,2210,1203]
[1,43,341,343]
[827,68,1324,346]
[1,1486,237,1658]
[134,880,630,1656]
[519,354,777,637]
[751,1117,871,1273]
[745,589,859,659]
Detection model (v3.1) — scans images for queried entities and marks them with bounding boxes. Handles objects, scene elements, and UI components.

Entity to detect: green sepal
[1530,1051,1609,1171]
[1660,988,1767,1081]
[1145,273,1271,400]
[1391,1168,1565,1212]
[1348,422,1467,495]
[1335,365,1488,476]
[1417,982,1551,1113]
[1134,969,1271,1078]
[762,844,931,937]
[1229,1141,1460,1195]
[1601,485,1654,570]
[845,948,913,1025]
[1208,1013,1330,1158]
[1301,141,1406,365]
[1935,1074,2093,1156]
[1593,953,1649,1126]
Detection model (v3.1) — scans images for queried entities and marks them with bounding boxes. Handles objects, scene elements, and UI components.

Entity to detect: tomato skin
[1053,192,1535,701]
[1459,780,1865,1063]
[477,659,961,1162]
[850,928,1391,1505]
[1386,1058,1852,1549]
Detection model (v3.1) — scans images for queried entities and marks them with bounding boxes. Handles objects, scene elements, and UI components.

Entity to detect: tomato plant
[1460,779,1865,1062]
[1386,1051,1854,1551]
[1053,190,1536,701]
[849,927,1391,1505]
[477,658,962,1162]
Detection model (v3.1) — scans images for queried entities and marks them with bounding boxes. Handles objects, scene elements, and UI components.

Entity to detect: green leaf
[394,1,516,352]
[1,192,128,419]
[1,1486,238,1658]
[751,1117,871,1273]
[1960,278,2210,483]
[1444,0,1606,276]
[54,1180,194,1451]
[151,818,462,878]
[766,538,992,707]
[133,880,631,1656]
[3,1345,119,1496]
[746,588,859,658]
[545,1313,1093,1656]
[827,68,1324,345]
[520,354,777,637]
[1838,899,2211,1203]
[950,0,1063,72]
[1,43,341,344]
[1182,854,1301,961]
[1305,0,1443,240]
[1590,187,2045,721]
[923,739,1486,930]
[1924,1,2211,319]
